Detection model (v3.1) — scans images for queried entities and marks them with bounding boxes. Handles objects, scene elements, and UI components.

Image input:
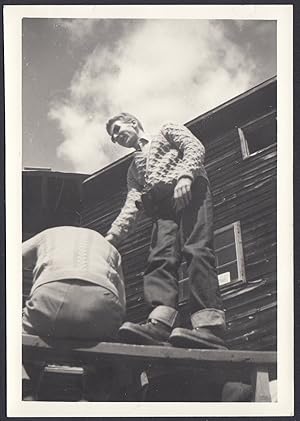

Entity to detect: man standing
[105,113,226,349]
[23,226,125,340]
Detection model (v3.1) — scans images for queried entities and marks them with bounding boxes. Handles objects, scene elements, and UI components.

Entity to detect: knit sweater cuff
[106,227,123,245]
[177,170,194,182]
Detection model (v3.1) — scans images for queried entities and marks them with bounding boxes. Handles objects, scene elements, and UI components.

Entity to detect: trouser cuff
[191,308,226,333]
[148,305,178,329]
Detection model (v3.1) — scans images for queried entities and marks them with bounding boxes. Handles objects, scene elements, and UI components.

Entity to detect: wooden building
[22,77,277,401]
[81,76,277,351]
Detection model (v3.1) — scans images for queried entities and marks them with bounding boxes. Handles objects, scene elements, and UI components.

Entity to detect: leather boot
[118,305,178,346]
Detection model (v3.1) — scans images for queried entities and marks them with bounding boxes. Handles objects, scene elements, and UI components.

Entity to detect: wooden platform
[22,334,277,402]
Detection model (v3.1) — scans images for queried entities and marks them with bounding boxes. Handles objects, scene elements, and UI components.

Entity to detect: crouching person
[22,226,126,341]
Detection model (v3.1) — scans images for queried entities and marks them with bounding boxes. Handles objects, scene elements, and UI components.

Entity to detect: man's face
[110,119,139,149]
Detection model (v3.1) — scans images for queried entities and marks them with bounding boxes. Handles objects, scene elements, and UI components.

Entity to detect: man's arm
[22,233,40,269]
[162,123,206,211]
[162,122,205,181]
[105,162,142,247]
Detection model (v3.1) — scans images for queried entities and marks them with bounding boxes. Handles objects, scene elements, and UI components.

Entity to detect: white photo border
[4,4,293,417]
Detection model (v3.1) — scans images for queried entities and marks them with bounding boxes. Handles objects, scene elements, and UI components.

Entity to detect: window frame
[214,221,246,287]
[178,220,246,303]
[238,110,277,159]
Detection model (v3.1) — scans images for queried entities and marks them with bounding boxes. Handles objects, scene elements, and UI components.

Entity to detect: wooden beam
[23,334,276,372]
[251,367,272,402]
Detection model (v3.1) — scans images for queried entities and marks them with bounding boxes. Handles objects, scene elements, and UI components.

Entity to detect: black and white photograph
[4,4,293,417]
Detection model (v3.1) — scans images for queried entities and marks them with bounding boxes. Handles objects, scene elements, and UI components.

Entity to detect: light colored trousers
[22,279,125,340]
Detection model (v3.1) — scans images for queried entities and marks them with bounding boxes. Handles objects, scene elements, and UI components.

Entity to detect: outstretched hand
[105,234,117,247]
[174,177,192,211]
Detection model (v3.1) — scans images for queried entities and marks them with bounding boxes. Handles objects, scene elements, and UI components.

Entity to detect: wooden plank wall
[204,129,277,350]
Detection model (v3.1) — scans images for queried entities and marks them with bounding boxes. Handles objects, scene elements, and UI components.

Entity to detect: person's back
[22,226,125,341]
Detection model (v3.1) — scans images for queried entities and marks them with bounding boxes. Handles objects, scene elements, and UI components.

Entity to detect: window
[214,221,245,286]
[238,111,276,159]
[178,221,245,303]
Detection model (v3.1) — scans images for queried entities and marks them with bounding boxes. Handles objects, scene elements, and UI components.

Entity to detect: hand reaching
[105,234,117,247]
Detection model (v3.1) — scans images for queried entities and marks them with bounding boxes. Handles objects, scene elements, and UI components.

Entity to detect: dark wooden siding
[204,128,276,350]
[22,171,87,239]
[206,131,277,285]
[81,79,277,351]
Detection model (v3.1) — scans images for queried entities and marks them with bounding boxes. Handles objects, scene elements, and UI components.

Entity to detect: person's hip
[22,279,125,340]
[136,177,209,218]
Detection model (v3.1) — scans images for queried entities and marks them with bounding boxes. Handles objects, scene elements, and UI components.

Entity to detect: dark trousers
[143,177,223,315]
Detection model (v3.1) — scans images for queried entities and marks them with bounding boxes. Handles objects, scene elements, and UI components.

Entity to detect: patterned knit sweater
[23,226,126,308]
[107,123,207,244]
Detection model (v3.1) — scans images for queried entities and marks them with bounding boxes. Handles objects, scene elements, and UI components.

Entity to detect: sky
[22,18,276,175]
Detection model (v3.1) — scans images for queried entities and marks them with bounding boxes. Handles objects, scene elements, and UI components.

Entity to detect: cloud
[56,19,98,43]
[49,101,124,174]
[49,19,275,174]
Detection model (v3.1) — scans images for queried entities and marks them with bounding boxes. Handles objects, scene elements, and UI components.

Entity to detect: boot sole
[169,331,227,350]
[118,325,169,346]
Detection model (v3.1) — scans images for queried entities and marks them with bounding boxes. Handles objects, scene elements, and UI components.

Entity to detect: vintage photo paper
[4,4,293,417]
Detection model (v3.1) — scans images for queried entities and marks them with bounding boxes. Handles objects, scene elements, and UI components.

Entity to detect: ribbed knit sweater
[107,123,207,243]
[22,226,126,308]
